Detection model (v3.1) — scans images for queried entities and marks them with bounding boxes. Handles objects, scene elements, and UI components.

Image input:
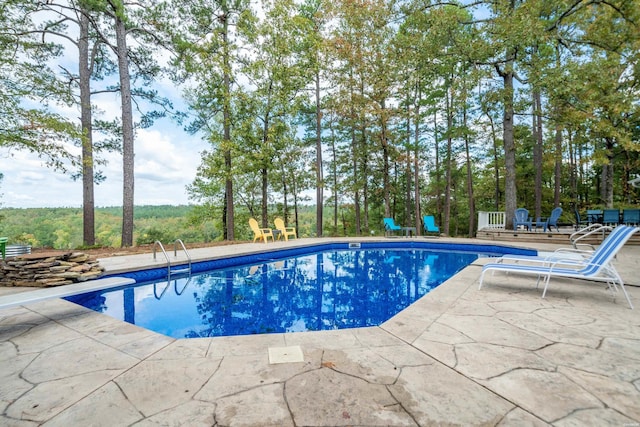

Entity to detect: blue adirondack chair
[543,207,563,232]
[513,208,532,231]
[423,215,440,236]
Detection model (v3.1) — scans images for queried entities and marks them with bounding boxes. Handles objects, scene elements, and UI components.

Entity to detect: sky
[0,124,209,208]
[1,74,210,209]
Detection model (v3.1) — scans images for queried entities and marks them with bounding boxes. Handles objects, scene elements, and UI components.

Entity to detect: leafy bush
[136,227,176,245]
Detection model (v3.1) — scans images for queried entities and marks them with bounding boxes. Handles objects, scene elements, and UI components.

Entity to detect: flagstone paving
[0,238,639,426]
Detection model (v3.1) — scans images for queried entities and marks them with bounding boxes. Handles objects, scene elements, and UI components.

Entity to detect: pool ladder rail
[153,239,192,280]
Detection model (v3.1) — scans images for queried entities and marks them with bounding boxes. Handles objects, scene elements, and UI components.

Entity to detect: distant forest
[0,204,345,249]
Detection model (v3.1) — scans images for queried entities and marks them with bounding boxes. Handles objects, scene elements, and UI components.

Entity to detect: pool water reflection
[67,249,479,338]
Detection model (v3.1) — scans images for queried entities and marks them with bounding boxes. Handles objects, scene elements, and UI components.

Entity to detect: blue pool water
[68,247,485,338]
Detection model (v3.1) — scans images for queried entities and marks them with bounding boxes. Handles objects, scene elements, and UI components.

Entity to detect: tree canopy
[2,0,639,241]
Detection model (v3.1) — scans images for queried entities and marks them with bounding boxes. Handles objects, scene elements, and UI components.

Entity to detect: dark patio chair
[603,209,620,226]
[587,209,603,224]
[574,208,588,230]
[622,209,640,226]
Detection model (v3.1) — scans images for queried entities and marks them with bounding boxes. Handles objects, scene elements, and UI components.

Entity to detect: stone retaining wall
[0,252,104,287]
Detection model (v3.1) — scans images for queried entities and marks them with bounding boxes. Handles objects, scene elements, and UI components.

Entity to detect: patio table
[532,218,546,232]
[402,227,416,237]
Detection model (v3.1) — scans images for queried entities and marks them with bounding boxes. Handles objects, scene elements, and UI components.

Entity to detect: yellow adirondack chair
[274,217,297,241]
[249,218,274,243]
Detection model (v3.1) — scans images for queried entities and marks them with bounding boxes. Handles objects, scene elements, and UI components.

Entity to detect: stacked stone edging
[0,252,104,287]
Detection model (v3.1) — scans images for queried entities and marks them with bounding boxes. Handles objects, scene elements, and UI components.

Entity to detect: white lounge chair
[498,248,591,266]
[497,224,625,267]
[478,225,638,309]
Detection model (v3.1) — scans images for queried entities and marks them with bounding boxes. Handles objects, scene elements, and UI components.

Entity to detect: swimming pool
[67,242,535,339]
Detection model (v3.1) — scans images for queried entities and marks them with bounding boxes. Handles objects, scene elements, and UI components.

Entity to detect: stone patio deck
[1,238,639,426]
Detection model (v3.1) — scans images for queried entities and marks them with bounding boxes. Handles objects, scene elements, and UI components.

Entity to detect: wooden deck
[475,226,640,246]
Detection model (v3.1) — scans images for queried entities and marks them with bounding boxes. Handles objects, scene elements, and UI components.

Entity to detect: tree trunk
[433,111,441,223]
[553,47,563,209]
[282,165,288,224]
[79,11,95,246]
[350,84,360,236]
[533,90,543,219]
[315,71,323,237]
[330,120,338,234]
[115,12,134,247]
[623,151,632,204]
[602,138,614,207]
[568,130,577,204]
[413,83,422,235]
[501,59,517,230]
[405,112,411,228]
[554,125,562,207]
[360,81,368,233]
[443,84,453,237]
[293,191,299,233]
[579,135,587,205]
[381,99,390,218]
[261,110,271,228]
[222,14,234,240]
[261,166,268,227]
[463,96,475,237]
[351,118,360,236]
[487,113,501,211]
[361,143,368,233]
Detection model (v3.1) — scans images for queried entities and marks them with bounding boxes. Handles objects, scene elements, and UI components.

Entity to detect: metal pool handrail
[153,239,192,279]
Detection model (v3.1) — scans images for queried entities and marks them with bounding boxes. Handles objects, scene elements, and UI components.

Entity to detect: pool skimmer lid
[268,346,304,364]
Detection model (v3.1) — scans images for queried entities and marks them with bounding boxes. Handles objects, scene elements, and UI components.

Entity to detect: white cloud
[4,191,38,203]
[13,170,48,184]
[1,124,209,208]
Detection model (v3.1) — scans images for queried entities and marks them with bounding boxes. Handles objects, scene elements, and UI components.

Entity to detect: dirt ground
[30,240,245,258]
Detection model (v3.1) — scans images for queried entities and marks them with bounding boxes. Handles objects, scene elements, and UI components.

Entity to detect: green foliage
[0,1,80,171]
[0,206,211,249]
[136,227,174,246]
[0,204,338,248]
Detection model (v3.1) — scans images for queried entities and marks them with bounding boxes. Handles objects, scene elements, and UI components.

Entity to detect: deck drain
[268,345,304,364]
